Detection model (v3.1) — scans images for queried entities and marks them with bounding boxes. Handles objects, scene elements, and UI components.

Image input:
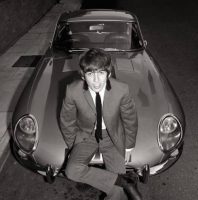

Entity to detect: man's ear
[80,70,85,80]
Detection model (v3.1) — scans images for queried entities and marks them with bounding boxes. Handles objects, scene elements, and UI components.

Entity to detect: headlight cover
[14,114,38,154]
[158,114,183,152]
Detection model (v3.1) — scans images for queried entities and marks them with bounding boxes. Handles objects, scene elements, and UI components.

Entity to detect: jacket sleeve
[60,85,79,149]
[120,85,138,149]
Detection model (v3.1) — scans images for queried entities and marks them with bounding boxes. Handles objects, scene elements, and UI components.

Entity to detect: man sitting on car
[60,48,142,200]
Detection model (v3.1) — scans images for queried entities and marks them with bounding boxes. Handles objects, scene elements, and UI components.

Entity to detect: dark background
[0,0,57,54]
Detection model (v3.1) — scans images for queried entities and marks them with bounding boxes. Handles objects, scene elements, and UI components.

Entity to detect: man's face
[84,67,108,93]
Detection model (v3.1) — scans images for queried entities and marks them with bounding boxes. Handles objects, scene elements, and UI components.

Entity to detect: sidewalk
[0,0,81,172]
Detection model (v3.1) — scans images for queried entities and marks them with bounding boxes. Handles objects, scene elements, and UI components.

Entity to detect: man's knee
[65,162,87,181]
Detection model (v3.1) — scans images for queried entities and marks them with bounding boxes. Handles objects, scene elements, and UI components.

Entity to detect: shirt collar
[88,83,106,97]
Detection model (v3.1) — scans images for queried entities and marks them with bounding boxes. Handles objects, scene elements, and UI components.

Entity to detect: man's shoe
[115,173,142,200]
[139,164,150,184]
[125,170,139,184]
[124,182,142,200]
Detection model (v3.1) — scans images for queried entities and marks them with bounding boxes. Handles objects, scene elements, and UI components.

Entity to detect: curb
[0,129,11,173]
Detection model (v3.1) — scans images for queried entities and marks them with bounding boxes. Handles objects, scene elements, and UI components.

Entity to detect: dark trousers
[65,129,128,200]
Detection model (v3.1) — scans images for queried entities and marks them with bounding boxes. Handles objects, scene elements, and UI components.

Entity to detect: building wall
[0,0,57,54]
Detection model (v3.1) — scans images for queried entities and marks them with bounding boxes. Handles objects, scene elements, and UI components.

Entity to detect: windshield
[53,21,143,51]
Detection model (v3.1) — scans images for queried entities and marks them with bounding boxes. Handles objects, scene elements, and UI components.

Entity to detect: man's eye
[86,72,93,76]
[99,71,106,75]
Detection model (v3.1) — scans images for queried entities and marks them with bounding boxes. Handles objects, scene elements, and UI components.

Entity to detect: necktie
[95,92,103,143]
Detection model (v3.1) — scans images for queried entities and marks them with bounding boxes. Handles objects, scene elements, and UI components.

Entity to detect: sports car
[11,9,185,183]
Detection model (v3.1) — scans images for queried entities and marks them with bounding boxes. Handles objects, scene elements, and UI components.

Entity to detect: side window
[132,23,143,48]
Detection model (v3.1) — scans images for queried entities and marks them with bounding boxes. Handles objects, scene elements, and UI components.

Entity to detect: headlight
[158,114,183,152]
[14,114,38,153]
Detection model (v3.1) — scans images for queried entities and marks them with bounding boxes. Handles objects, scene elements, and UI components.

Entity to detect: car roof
[59,9,136,23]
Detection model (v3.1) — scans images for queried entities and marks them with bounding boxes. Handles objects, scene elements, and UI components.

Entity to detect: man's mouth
[93,85,100,89]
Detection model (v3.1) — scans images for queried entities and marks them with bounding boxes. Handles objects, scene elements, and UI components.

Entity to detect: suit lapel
[103,89,111,112]
[84,89,96,115]
[103,80,113,121]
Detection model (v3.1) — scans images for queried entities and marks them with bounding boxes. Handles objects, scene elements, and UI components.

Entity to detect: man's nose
[93,72,99,82]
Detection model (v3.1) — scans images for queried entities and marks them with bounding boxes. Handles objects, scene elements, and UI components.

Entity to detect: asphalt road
[0,1,198,200]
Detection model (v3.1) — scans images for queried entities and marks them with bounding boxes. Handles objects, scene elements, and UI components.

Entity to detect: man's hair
[79,48,112,75]
[79,48,112,90]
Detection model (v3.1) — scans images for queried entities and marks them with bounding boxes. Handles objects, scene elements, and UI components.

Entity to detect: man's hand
[125,148,134,164]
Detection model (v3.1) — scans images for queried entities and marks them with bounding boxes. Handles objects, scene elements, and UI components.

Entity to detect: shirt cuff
[125,148,134,152]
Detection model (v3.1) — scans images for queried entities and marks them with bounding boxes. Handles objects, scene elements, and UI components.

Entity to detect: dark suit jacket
[60,77,138,157]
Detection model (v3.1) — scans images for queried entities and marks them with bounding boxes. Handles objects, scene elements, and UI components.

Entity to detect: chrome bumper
[149,147,182,175]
